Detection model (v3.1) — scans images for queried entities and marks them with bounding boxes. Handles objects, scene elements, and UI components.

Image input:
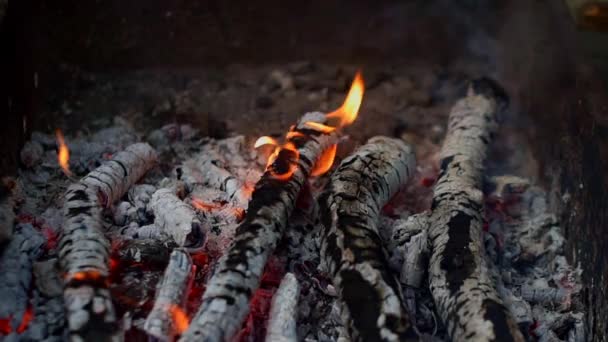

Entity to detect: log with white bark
[265,272,300,342]
[144,249,194,341]
[148,188,206,248]
[427,79,524,341]
[58,142,157,341]
[180,112,339,342]
[319,136,418,342]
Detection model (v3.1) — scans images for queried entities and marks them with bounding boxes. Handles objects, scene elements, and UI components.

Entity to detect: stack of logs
[0,77,582,341]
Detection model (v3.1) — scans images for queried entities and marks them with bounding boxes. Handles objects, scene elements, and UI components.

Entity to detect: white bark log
[144,249,194,341]
[265,273,300,342]
[149,188,205,247]
[427,79,524,341]
[319,136,417,341]
[180,112,339,342]
[58,142,157,341]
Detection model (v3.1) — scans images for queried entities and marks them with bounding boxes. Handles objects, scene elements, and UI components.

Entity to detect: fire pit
[1,1,607,341]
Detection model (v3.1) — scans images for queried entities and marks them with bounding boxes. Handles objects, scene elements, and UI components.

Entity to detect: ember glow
[169,305,190,334]
[55,129,71,176]
[311,144,337,177]
[191,198,223,211]
[326,71,364,128]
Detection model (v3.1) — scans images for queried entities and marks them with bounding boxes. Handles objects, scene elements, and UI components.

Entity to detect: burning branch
[427,79,524,341]
[58,142,157,341]
[180,72,364,342]
[144,249,194,340]
[265,273,300,342]
[319,136,418,341]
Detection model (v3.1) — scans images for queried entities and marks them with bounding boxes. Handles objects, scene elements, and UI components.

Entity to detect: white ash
[148,187,206,248]
[0,223,46,332]
[265,272,300,342]
[33,258,63,297]
[144,249,193,341]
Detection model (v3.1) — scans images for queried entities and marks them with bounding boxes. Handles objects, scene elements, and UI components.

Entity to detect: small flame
[254,136,278,148]
[55,129,71,176]
[311,144,337,177]
[326,71,364,128]
[304,121,336,134]
[169,305,189,334]
[267,142,299,181]
[285,131,305,140]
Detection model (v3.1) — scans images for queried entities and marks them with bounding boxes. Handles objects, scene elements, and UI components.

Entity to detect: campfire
[0,62,586,342]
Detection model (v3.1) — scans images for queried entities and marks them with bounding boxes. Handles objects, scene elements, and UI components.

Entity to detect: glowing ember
[169,305,190,334]
[69,270,105,283]
[191,198,223,211]
[16,306,33,334]
[326,71,365,128]
[311,144,337,177]
[55,129,71,176]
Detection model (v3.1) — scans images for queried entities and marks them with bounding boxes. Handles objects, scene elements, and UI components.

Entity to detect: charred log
[144,249,193,341]
[427,79,524,341]
[181,112,339,342]
[58,142,157,341]
[265,272,300,342]
[319,136,417,341]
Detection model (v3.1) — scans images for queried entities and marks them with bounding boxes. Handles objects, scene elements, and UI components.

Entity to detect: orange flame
[304,121,336,134]
[267,142,299,181]
[169,305,189,334]
[326,71,364,128]
[55,129,71,176]
[254,136,278,149]
[311,144,337,177]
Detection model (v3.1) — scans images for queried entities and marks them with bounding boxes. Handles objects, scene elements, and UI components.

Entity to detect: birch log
[265,272,300,342]
[180,112,338,342]
[144,249,193,341]
[319,136,418,342]
[58,143,157,341]
[427,79,524,341]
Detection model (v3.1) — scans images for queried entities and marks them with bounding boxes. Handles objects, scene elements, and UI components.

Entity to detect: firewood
[265,272,300,342]
[58,142,157,342]
[389,213,430,289]
[427,79,524,341]
[319,136,418,341]
[144,249,193,341]
[148,188,206,248]
[180,112,339,342]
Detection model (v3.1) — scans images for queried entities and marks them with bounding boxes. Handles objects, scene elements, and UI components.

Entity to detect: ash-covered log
[180,112,339,342]
[58,142,157,341]
[427,79,524,341]
[319,136,417,341]
[148,187,206,249]
[144,249,193,341]
[265,272,300,342]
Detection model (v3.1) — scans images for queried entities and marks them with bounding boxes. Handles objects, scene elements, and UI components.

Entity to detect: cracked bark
[319,136,418,342]
[180,112,338,342]
[427,79,524,341]
[58,143,157,342]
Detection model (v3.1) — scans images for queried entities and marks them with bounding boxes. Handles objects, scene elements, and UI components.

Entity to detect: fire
[55,129,71,176]
[191,198,223,211]
[254,71,365,180]
[311,144,337,176]
[326,71,364,128]
[169,305,189,334]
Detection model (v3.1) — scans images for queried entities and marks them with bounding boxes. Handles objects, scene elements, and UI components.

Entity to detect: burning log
[181,72,364,342]
[58,142,157,341]
[0,223,45,336]
[319,136,418,341]
[427,79,524,341]
[148,188,206,248]
[144,249,194,341]
[265,272,300,342]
